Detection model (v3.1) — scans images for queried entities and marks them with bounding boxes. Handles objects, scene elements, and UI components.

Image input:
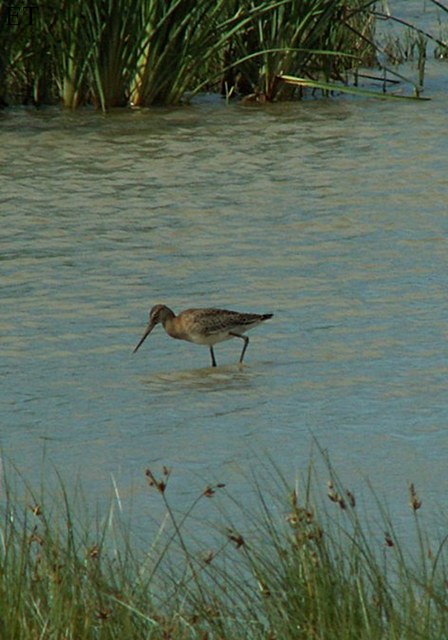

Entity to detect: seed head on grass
[202,550,215,565]
[409,482,422,511]
[327,480,346,509]
[145,467,170,494]
[203,483,225,498]
[227,528,245,549]
[327,481,356,510]
[288,490,315,525]
[346,489,356,508]
[95,608,112,621]
[287,491,323,549]
[29,503,42,517]
[88,544,100,560]
[384,532,395,547]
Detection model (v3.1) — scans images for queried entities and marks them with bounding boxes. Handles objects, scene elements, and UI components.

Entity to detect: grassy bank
[0,0,409,109]
[0,459,447,639]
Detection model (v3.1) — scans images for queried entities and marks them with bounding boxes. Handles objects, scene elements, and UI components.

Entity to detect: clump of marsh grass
[220,0,378,102]
[382,27,428,65]
[375,0,448,92]
[245,462,448,639]
[431,0,448,60]
[0,2,55,106]
[0,0,431,109]
[0,472,158,638]
[0,456,447,639]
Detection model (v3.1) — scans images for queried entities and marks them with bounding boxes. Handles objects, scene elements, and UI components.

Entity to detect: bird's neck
[162,312,180,338]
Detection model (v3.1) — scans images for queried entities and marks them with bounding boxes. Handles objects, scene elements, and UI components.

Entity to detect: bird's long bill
[133,321,155,353]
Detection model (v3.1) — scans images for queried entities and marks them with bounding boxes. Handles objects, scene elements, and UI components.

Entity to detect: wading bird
[133,304,273,367]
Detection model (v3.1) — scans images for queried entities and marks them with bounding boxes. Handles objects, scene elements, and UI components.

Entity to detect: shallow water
[2,52,448,543]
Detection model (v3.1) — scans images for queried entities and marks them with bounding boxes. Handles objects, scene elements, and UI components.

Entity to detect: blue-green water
[2,58,448,543]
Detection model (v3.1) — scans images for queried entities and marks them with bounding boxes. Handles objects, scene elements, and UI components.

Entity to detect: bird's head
[133,304,174,353]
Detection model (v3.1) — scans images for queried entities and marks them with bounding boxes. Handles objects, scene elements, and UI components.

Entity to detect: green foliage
[131,0,230,106]
[0,457,447,639]
[0,1,55,105]
[221,0,377,101]
[0,0,398,109]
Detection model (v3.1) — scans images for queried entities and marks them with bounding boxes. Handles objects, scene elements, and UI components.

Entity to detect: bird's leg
[209,346,217,367]
[230,333,249,364]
